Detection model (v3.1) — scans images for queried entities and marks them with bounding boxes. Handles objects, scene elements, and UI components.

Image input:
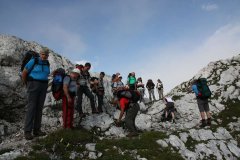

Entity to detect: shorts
[197,98,210,112]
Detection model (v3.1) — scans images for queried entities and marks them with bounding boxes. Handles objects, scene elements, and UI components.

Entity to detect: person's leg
[67,96,74,128]
[97,94,104,112]
[197,99,207,127]
[148,90,152,101]
[203,99,211,125]
[33,82,48,133]
[62,95,68,128]
[160,89,164,100]
[157,89,161,100]
[76,88,84,114]
[152,89,156,101]
[83,86,97,113]
[125,103,140,133]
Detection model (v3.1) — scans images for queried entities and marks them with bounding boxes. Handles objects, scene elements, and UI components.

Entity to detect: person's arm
[22,69,28,85]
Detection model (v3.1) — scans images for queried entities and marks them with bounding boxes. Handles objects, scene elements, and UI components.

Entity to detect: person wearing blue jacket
[192,80,211,128]
[22,47,50,140]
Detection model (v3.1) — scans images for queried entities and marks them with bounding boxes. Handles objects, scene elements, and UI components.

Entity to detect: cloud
[201,3,219,11]
[133,23,240,93]
[37,24,86,60]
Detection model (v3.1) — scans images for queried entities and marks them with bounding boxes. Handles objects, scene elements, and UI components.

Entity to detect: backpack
[20,51,39,71]
[51,68,67,101]
[19,51,40,77]
[90,77,99,93]
[197,78,212,99]
[117,90,140,103]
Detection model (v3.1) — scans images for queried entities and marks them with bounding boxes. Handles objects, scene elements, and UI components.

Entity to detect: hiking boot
[33,130,46,137]
[24,132,33,140]
[126,132,139,137]
[172,119,176,123]
[207,118,211,126]
[200,119,207,128]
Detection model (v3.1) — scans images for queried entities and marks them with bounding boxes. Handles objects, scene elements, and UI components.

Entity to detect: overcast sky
[1,0,240,92]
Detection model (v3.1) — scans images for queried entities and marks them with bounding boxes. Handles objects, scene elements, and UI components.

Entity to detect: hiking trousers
[125,103,140,133]
[76,86,96,113]
[24,81,48,133]
[62,95,75,128]
[148,89,156,101]
[157,88,163,100]
[197,98,210,112]
[97,93,104,112]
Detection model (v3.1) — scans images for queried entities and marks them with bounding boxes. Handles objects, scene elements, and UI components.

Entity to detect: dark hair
[100,72,105,76]
[85,62,91,67]
[112,74,116,80]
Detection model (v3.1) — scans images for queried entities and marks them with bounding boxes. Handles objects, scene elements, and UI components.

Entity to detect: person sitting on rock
[62,68,80,129]
[115,89,140,137]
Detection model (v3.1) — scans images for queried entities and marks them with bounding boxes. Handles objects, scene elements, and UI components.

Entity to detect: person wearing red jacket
[116,90,140,137]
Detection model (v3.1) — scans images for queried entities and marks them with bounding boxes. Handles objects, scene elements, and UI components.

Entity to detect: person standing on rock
[76,62,98,117]
[22,47,50,140]
[146,79,156,102]
[192,78,212,128]
[156,79,164,100]
[62,68,80,129]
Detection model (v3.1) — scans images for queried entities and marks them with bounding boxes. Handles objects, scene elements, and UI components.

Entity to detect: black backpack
[20,50,39,71]
[117,90,140,103]
[197,78,212,99]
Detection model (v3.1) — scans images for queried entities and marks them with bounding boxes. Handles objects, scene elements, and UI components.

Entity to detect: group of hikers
[20,48,212,140]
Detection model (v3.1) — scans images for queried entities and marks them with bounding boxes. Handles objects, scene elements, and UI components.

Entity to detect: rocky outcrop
[0,35,74,114]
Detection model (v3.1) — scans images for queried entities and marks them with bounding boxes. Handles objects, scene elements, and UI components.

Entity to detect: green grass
[96,131,183,160]
[15,130,183,160]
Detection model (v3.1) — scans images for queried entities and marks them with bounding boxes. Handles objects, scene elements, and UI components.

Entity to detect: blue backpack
[51,68,66,101]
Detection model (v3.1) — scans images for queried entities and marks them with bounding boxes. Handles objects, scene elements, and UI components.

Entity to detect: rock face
[0,35,74,112]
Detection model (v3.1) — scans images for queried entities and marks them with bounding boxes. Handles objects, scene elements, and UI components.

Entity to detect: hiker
[75,64,83,71]
[192,78,212,127]
[116,89,140,137]
[156,79,164,100]
[90,72,105,113]
[146,79,156,102]
[136,77,145,102]
[127,72,137,90]
[112,74,125,104]
[62,68,80,129]
[21,47,50,140]
[76,62,98,117]
[162,97,176,123]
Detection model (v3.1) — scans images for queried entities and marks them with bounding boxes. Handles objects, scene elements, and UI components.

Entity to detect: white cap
[72,68,80,75]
